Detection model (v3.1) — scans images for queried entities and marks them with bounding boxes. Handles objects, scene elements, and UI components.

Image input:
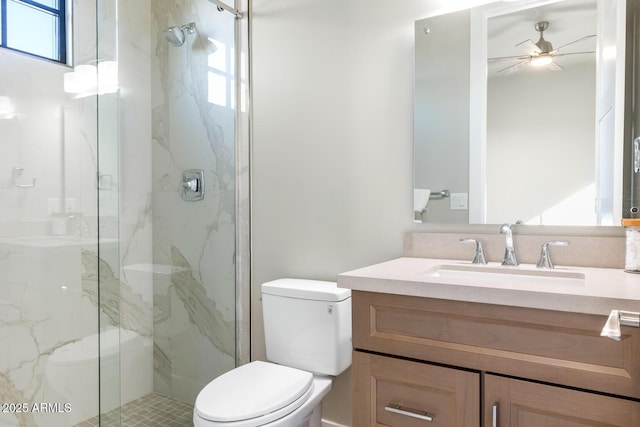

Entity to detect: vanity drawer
[353,351,479,427]
[352,291,640,399]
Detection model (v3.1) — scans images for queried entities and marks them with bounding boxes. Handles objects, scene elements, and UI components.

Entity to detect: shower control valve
[180,169,204,201]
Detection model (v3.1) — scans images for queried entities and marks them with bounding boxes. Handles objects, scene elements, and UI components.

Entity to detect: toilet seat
[194,361,314,427]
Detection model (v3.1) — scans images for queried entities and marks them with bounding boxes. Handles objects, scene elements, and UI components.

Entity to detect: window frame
[0,0,67,64]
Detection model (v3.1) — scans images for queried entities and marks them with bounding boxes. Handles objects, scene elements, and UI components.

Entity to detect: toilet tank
[262,279,351,376]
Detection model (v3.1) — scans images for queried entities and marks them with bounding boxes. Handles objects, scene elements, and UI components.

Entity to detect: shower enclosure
[0,0,249,425]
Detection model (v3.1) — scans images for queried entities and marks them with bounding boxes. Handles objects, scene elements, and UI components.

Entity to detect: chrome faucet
[499,223,518,266]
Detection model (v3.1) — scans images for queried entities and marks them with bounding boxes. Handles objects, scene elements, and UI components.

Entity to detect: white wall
[251,0,497,424]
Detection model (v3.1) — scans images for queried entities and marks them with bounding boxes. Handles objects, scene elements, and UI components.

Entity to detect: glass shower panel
[95,0,123,425]
[0,0,115,426]
[0,0,244,423]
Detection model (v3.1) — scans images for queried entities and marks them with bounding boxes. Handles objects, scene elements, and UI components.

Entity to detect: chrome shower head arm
[181,22,197,35]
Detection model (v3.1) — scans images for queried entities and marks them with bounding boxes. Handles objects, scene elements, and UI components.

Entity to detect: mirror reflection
[413,0,626,226]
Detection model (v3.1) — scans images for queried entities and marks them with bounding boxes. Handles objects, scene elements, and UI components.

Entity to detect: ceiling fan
[489,21,595,75]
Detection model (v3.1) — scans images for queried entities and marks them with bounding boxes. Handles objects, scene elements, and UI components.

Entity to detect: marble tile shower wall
[150,0,237,403]
[0,2,97,426]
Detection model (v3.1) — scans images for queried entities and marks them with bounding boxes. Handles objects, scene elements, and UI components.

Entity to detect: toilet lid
[195,361,313,423]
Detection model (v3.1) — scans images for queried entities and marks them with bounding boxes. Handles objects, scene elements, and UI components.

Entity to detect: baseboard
[322,419,350,427]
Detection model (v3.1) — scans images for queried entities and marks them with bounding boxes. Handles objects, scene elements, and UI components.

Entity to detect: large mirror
[413,0,639,226]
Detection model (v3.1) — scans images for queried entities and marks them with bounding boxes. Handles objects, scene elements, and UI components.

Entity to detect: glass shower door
[0,0,121,425]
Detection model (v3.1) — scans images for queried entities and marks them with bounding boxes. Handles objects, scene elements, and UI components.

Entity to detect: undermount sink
[422,264,586,287]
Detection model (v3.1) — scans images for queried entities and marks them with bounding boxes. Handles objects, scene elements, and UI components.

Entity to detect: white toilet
[194,279,352,427]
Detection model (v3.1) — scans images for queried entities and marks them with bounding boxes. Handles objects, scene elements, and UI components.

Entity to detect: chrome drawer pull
[384,403,434,422]
[492,403,498,427]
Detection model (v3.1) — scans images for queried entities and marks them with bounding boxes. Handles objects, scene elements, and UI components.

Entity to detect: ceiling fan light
[530,55,553,67]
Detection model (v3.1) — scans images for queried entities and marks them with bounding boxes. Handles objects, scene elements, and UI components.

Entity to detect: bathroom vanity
[338,257,640,426]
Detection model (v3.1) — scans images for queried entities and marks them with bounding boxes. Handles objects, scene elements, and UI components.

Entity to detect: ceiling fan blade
[551,34,596,54]
[553,51,596,57]
[497,60,529,76]
[488,55,529,63]
[547,61,563,71]
[515,39,541,55]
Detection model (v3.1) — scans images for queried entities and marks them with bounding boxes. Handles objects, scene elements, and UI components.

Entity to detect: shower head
[164,22,197,47]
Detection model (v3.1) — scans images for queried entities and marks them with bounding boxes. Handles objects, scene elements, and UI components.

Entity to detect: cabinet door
[485,374,640,426]
[353,351,480,427]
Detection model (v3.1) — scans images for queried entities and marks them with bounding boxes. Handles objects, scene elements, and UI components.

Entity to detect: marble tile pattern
[0,240,119,427]
[150,0,237,404]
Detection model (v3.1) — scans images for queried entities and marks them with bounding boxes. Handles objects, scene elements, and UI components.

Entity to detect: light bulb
[530,55,553,67]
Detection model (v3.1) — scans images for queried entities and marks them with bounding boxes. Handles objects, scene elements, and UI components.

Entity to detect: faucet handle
[460,238,487,264]
[536,241,568,269]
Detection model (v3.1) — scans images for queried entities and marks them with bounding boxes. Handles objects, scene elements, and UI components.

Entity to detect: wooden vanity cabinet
[352,291,640,427]
[353,351,480,426]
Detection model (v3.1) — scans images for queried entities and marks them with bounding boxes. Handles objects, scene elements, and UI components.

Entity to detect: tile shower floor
[74,393,194,427]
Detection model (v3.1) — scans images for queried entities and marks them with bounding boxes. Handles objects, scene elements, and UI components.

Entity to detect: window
[207,38,247,112]
[0,0,68,64]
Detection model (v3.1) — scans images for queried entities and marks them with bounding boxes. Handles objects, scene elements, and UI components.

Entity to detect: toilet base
[306,404,322,427]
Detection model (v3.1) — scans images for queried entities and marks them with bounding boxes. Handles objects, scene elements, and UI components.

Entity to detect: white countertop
[337,257,640,316]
